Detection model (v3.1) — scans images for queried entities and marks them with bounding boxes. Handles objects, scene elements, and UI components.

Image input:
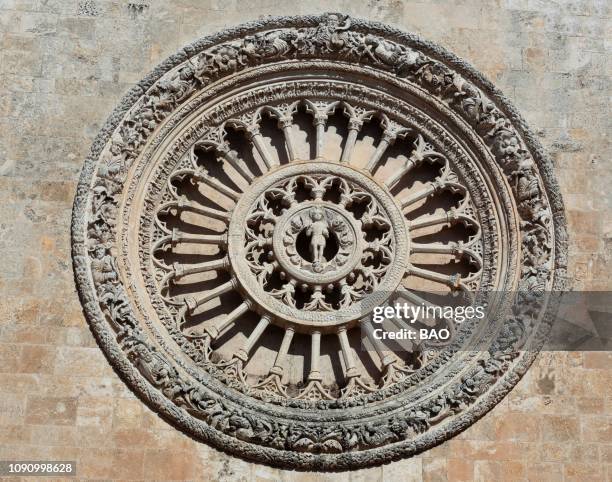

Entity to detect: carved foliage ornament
[72,14,567,469]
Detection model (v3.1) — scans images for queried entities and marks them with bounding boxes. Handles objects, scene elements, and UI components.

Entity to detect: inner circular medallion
[274,201,362,285]
[228,161,409,331]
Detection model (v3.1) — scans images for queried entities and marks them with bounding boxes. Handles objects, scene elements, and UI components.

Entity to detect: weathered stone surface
[0,0,609,479]
[69,10,567,469]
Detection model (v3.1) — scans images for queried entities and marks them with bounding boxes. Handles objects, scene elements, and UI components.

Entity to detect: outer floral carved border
[72,14,568,470]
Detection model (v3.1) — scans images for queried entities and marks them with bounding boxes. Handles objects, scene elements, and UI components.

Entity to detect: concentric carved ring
[274,202,360,283]
[72,13,567,470]
[228,161,408,330]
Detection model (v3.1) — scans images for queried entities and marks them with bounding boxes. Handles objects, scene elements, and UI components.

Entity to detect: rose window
[73,14,567,469]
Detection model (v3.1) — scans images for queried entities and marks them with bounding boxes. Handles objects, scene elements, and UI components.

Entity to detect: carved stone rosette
[72,14,567,470]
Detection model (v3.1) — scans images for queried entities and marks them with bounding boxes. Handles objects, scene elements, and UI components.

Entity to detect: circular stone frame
[228,160,408,330]
[72,13,568,470]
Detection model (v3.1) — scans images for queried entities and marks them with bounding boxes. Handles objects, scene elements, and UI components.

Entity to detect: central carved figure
[306,207,328,266]
[279,201,357,282]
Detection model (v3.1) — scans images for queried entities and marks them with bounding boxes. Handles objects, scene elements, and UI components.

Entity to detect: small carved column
[341,106,374,163]
[270,327,294,377]
[359,318,397,368]
[386,134,446,189]
[184,278,236,315]
[269,102,299,161]
[191,166,240,201]
[227,113,277,169]
[216,143,255,182]
[244,125,277,169]
[308,331,322,382]
[366,116,410,171]
[337,327,359,378]
[340,117,364,163]
[304,100,339,159]
[204,300,251,340]
[236,315,271,362]
[196,127,255,182]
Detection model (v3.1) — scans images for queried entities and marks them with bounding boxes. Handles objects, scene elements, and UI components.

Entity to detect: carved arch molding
[72,14,568,469]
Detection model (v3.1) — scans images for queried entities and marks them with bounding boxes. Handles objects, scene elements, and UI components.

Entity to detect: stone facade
[0,1,610,481]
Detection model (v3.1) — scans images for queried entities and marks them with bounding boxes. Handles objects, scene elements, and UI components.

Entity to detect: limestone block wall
[0,0,610,480]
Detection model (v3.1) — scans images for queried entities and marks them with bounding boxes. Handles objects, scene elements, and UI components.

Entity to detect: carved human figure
[306,208,329,264]
[312,14,351,52]
[90,245,118,288]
